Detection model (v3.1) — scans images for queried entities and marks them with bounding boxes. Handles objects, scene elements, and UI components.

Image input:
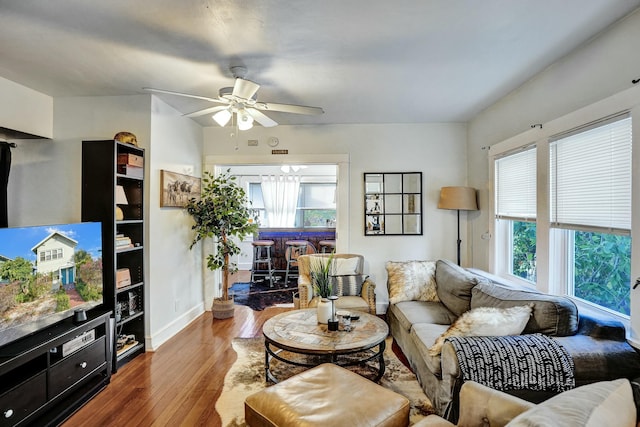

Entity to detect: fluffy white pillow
[428,304,533,356]
[386,260,438,304]
[507,379,635,427]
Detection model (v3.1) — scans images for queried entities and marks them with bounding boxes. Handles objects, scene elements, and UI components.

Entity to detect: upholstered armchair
[297,253,376,314]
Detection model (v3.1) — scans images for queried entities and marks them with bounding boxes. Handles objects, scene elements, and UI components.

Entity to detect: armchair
[297,253,376,314]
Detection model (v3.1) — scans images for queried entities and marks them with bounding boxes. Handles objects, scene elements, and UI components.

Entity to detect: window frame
[489,97,639,328]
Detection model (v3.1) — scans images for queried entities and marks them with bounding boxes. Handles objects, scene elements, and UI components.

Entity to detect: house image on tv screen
[31,232,77,287]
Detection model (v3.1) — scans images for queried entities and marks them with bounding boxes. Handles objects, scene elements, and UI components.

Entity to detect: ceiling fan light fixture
[237,110,254,130]
[212,109,232,127]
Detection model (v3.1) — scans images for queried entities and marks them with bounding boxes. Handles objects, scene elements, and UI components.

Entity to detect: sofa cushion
[411,322,450,376]
[435,259,484,317]
[387,260,439,304]
[389,301,458,334]
[471,282,578,336]
[507,379,635,427]
[428,304,533,356]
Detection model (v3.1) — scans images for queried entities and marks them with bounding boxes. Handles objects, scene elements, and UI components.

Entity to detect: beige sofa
[297,253,376,314]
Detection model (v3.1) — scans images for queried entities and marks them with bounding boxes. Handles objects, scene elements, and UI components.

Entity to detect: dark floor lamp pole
[438,186,478,266]
[455,209,461,266]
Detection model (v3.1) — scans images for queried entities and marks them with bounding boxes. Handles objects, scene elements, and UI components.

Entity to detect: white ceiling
[0,0,638,127]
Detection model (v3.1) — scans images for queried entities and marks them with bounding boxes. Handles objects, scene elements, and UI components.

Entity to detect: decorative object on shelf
[160,169,202,208]
[185,169,259,319]
[364,172,422,236]
[114,131,138,146]
[116,268,131,289]
[438,186,478,265]
[115,185,128,220]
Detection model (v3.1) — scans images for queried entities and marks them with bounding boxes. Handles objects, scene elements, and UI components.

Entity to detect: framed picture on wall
[160,170,201,207]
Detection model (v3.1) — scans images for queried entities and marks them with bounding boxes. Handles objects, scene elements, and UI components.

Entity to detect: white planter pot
[316,298,332,324]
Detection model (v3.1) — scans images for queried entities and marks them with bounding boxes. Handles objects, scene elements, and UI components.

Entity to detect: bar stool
[251,240,275,287]
[284,240,314,286]
[319,240,336,253]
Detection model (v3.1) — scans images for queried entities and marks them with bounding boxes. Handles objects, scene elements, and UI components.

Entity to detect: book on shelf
[116,236,134,249]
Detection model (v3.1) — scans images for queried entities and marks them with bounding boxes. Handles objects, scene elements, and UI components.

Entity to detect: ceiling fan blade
[232,78,260,100]
[255,102,324,115]
[183,105,229,118]
[143,87,226,104]
[245,108,278,128]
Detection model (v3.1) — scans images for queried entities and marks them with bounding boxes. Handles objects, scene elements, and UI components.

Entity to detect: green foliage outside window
[511,222,631,316]
[574,231,631,316]
[512,221,537,282]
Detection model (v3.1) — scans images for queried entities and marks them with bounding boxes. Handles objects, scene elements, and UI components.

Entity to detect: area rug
[215,337,434,426]
[230,281,296,311]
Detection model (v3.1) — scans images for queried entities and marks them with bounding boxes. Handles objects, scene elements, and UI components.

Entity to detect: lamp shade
[438,186,478,211]
[212,109,232,127]
[115,185,129,205]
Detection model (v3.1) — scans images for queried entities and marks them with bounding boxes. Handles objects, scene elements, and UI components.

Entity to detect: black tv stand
[0,310,112,426]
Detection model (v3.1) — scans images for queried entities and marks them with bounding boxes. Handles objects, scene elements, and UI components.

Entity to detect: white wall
[203,123,468,311]
[467,8,640,271]
[16,93,204,352]
[147,96,203,349]
[0,76,52,139]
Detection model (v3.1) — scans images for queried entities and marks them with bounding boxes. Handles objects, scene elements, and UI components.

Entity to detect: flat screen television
[0,221,103,348]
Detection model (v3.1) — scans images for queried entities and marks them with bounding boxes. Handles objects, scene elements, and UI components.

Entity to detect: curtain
[261,174,300,227]
[0,142,11,228]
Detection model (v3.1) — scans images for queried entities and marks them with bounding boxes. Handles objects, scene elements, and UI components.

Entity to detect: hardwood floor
[62,305,291,427]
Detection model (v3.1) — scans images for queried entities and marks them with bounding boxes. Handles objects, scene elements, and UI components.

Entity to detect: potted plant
[309,253,335,323]
[186,169,258,319]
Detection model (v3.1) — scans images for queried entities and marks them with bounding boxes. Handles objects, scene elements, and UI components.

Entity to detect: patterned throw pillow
[386,260,438,304]
[330,274,369,296]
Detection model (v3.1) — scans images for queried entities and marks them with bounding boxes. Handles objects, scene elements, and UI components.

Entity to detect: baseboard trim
[146,302,205,351]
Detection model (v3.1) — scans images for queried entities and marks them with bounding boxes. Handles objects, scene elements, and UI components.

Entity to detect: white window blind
[550,114,631,232]
[495,147,536,221]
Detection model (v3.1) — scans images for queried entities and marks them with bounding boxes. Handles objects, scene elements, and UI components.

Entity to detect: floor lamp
[438,186,478,265]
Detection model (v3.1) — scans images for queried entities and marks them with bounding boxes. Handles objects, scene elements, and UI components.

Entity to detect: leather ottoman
[245,363,410,427]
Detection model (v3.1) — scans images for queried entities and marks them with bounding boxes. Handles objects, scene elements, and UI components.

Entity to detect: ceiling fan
[144,66,324,130]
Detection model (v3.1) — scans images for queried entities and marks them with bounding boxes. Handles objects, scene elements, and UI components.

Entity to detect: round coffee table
[262,308,389,383]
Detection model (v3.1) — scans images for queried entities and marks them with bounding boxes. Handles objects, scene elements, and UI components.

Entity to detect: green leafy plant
[310,253,336,299]
[185,170,259,302]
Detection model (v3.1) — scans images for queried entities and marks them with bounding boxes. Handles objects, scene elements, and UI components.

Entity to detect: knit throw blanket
[446,334,575,392]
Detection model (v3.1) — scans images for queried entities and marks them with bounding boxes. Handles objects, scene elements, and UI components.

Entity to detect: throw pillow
[428,304,533,356]
[507,379,635,427]
[330,274,369,296]
[332,257,360,275]
[386,260,438,304]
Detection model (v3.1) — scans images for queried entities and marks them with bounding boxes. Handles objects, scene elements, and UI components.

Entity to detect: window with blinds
[549,113,632,234]
[495,147,537,221]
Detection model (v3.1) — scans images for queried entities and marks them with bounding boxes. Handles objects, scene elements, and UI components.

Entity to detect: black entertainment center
[0,310,111,426]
